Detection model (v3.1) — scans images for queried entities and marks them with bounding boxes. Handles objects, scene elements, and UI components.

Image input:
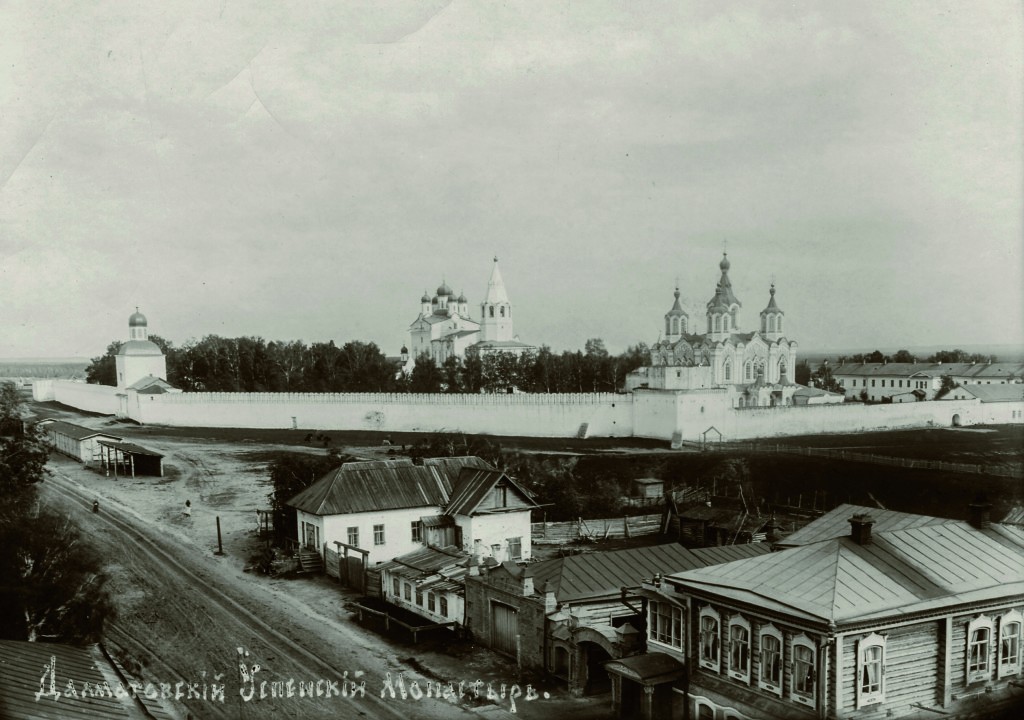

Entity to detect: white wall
[456,510,533,561]
[38,380,121,415]
[382,568,464,626]
[129,391,634,438]
[319,506,439,566]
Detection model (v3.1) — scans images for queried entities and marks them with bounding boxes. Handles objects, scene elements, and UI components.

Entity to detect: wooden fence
[532,513,663,544]
[352,603,457,642]
[757,444,1023,479]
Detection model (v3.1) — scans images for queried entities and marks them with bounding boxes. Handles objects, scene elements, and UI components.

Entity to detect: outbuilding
[97,439,164,477]
[41,421,122,465]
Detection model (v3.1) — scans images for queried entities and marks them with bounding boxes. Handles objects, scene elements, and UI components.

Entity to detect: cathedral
[407,257,536,367]
[626,254,801,407]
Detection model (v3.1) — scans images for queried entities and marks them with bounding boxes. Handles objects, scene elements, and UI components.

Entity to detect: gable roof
[834,362,1024,379]
[525,542,771,603]
[776,503,956,548]
[445,468,539,516]
[959,384,1024,403]
[286,457,492,516]
[667,522,1024,627]
[43,421,122,443]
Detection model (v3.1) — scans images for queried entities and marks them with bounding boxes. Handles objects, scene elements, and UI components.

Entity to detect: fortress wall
[129,391,635,437]
[46,380,121,416]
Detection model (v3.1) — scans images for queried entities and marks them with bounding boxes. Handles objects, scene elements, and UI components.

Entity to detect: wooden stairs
[297,549,324,574]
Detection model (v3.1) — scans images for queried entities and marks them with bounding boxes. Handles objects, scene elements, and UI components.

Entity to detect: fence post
[624,516,630,539]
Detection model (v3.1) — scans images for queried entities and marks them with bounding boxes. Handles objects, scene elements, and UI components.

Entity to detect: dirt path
[42,466,484,720]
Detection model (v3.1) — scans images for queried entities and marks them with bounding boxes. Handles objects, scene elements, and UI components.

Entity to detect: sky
[2,1,1022,359]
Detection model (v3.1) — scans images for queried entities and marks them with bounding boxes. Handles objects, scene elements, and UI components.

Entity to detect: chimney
[969,494,992,530]
[848,513,875,545]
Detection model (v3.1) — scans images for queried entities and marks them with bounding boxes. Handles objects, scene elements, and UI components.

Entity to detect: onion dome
[458,292,468,303]
[719,253,730,272]
[436,281,453,296]
[666,288,686,316]
[400,345,409,355]
[421,291,430,303]
[762,283,782,313]
[707,253,741,310]
[128,307,148,327]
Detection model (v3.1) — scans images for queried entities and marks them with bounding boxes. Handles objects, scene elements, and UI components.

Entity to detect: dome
[400,345,409,354]
[719,253,730,272]
[118,340,163,357]
[436,282,453,296]
[129,309,148,327]
[457,293,468,303]
[420,292,430,303]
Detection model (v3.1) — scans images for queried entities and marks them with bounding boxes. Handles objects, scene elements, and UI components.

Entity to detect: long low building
[834,362,1024,402]
[39,420,122,465]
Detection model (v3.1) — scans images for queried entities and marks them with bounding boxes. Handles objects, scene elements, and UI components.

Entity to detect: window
[857,633,885,708]
[440,596,449,618]
[745,362,753,381]
[347,526,359,547]
[724,361,732,381]
[999,611,1022,678]
[871,379,876,387]
[489,306,494,317]
[373,524,385,546]
[411,521,422,543]
[427,592,436,612]
[968,615,994,683]
[648,601,683,650]
[728,616,751,682]
[416,589,423,606]
[403,582,412,601]
[507,536,522,560]
[792,635,816,708]
[392,578,400,597]
[699,606,721,671]
[758,625,783,695]
[499,306,505,317]
[713,317,721,333]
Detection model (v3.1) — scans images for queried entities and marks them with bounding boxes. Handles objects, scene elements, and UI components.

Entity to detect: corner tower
[480,257,513,342]
[115,308,167,389]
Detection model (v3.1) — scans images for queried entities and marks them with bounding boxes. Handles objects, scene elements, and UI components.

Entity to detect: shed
[41,421,122,465]
[633,478,664,498]
[97,439,164,477]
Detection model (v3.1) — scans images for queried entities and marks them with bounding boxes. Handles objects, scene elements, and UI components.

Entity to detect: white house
[378,545,471,630]
[286,456,539,567]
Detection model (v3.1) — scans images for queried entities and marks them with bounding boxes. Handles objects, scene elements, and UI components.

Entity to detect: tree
[0,509,116,644]
[892,349,917,363]
[934,374,957,400]
[409,354,443,393]
[866,350,886,363]
[809,362,843,394]
[84,341,122,386]
[335,341,396,392]
[795,360,812,385]
[268,449,351,541]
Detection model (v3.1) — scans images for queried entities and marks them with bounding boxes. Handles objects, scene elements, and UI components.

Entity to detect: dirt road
[42,468,496,720]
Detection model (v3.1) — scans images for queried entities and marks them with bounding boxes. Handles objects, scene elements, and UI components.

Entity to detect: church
[406,257,536,367]
[626,254,806,407]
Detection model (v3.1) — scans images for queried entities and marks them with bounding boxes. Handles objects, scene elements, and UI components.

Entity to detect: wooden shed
[41,421,122,465]
[97,439,164,477]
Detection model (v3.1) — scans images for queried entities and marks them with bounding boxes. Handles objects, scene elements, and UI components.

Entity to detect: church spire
[483,256,509,304]
[480,256,514,342]
[760,281,785,339]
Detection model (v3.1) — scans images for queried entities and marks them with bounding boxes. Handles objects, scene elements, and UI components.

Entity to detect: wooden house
[40,421,122,465]
[378,545,471,631]
[616,506,1024,720]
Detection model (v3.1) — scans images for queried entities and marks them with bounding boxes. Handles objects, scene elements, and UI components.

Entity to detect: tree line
[86,335,651,394]
[838,348,999,364]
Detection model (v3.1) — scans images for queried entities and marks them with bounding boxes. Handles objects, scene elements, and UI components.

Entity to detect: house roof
[96,439,164,457]
[126,375,175,393]
[834,362,1024,379]
[959,384,1024,403]
[604,652,685,684]
[377,545,472,595]
[470,340,536,350]
[526,542,770,603]
[286,457,492,516]
[776,503,956,548]
[0,639,139,719]
[667,521,1024,627]
[792,384,842,398]
[43,421,122,443]
[445,468,539,516]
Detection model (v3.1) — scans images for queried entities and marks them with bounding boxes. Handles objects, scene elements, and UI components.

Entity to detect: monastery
[406,257,536,368]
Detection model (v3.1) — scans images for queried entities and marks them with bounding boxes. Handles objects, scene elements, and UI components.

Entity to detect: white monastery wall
[128,391,634,438]
[39,380,121,415]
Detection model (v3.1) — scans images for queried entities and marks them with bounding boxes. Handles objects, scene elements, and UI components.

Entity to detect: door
[303,522,320,551]
[491,603,518,658]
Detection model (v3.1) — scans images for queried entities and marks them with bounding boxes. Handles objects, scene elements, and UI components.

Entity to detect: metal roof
[445,468,539,516]
[0,640,138,719]
[776,503,956,548]
[667,521,1024,627]
[834,362,1024,379]
[525,542,769,604]
[43,421,122,443]
[116,340,163,357]
[960,384,1024,403]
[286,457,490,516]
[96,440,164,458]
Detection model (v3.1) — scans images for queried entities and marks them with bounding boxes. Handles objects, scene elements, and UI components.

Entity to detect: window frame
[373,524,386,546]
[856,633,886,709]
[967,615,994,684]
[411,520,422,543]
[727,615,751,683]
[507,536,522,560]
[439,595,449,618]
[647,600,684,651]
[791,634,816,708]
[427,592,436,613]
[757,624,783,696]
[347,526,359,548]
[392,577,400,597]
[999,610,1023,678]
[698,606,721,672]
[403,582,412,601]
